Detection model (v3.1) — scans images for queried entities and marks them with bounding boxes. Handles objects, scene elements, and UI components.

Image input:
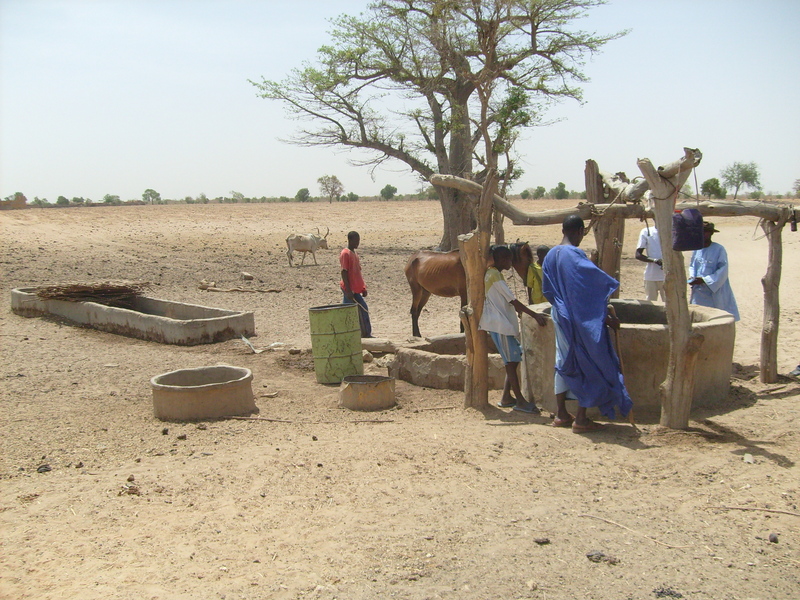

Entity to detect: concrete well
[11,288,254,345]
[151,365,256,420]
[520,299,735,414]
[388,333,507,391]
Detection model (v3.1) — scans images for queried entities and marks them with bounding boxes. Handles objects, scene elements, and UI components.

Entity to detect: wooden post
[586,160,625,295]
[458,169,497,409]
[637,148,703,429]
[585,160,604,205]
[760,215,788,383]
[459,231,490,408]
[593,216,624,297]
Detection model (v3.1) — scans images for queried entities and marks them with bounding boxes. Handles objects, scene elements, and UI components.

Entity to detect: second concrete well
[520,299,735,414]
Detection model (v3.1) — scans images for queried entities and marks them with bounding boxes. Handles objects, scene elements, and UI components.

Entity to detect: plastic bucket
[308,304,364,384]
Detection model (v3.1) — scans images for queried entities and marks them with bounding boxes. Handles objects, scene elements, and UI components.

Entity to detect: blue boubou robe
[542,245,633,419]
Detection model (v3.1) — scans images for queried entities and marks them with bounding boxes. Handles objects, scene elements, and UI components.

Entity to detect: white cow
[286,227,330,266]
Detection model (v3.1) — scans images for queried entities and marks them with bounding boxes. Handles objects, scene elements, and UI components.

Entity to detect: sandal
[572,421,604,434]
[551,415,575,428]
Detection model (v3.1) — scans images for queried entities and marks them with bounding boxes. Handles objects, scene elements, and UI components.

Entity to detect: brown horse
[404,243,534,337]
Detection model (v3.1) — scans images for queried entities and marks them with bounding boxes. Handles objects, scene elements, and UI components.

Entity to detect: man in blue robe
[542,215,633,433]
[688,221,740,321]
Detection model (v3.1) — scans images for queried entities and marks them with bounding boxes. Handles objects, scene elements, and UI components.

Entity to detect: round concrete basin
[151,365,255,421]
[339,375,396,411]
[520,299,735,413]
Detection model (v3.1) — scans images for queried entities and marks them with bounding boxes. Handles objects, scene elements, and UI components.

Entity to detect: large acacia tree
[253,0,622,250]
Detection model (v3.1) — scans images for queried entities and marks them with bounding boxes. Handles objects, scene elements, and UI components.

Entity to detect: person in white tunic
[479,245,547,414]
[688,221,740,321]
[635,224,665,301]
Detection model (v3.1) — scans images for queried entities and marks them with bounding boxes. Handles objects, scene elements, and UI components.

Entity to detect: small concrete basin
[151,365,255,420]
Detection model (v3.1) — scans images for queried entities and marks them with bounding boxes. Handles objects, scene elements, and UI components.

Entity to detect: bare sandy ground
[1,200,798,600]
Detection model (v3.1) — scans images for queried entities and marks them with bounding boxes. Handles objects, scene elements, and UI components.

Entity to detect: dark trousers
[343,292,372,338]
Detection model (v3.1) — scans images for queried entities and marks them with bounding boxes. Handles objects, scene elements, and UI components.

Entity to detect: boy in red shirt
[340,231,372,337]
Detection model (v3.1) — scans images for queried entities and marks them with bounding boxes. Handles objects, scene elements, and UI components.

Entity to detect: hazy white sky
[1,0,798,201]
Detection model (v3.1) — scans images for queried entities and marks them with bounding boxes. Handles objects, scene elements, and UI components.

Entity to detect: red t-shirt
[340,248,366,293]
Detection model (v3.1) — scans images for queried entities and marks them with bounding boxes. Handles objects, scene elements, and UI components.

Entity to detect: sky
[1,0,799,202]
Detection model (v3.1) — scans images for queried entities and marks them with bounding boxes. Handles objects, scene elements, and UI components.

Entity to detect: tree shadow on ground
[687,419,795,468]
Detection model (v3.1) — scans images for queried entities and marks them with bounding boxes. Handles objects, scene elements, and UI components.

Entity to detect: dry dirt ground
[1,200,799,600]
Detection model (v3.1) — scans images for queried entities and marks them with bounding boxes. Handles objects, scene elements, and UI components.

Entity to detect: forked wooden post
[637,148,703,429]
[458,170,497,409]
[459,230,490,408]
[586,159,623,297]
[593,217,625,297]
[760,217,787,383]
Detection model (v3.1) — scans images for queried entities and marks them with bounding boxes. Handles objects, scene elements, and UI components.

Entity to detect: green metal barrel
[308,304,364,384]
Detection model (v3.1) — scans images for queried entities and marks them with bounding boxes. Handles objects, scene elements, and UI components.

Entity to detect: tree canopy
[550,182,569,199]
[142,189,161,204]
[318,175,344,203]
[380,184,397,200]
[295,188,311,202]
[700,177,725,199]
[253,0,623,249]
[720,162,761,200]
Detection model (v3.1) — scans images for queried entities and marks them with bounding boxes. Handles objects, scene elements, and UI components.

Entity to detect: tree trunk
[760,217,787,383]
[637,148,703,429]
[492,210,505,245]
[435,91,477,251]
[438,187,476,250]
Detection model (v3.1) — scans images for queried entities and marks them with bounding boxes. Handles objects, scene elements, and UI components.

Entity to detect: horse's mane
[508,242,533,264]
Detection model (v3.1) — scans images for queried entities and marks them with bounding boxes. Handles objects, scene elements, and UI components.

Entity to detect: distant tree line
[6,163,798,209]
[4,182,440,208]
[519,183,586,200]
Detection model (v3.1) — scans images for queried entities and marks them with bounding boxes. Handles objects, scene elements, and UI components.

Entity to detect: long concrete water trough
[11,288,255,345]
[520,299,736,414]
